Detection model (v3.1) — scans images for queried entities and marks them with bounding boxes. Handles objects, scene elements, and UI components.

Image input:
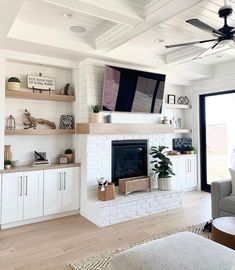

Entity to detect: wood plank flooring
[0,191,211,270]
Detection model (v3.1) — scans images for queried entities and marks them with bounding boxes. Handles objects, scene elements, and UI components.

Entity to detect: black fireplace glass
[112,140,148,186]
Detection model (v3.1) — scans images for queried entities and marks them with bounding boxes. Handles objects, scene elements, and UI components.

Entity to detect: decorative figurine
[64,83,70,95]
[23,109,56,129]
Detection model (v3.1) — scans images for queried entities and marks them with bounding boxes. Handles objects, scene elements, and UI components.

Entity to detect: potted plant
[64,149,73,163]
[4,160,12,169]
[89,105,102,123]
[188,146,195,154]
[150,146,175,191]
[7,77,21,91]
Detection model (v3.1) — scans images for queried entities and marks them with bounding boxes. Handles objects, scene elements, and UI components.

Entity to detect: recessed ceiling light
[70,26,86,33]
[61,12,73,18]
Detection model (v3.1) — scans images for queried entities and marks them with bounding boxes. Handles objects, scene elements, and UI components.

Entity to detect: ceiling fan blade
[193,44,231,60]
[186,19,224,36]
[165,39,218,49]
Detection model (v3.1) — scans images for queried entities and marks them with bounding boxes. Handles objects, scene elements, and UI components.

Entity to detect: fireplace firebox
[112,140,148,186]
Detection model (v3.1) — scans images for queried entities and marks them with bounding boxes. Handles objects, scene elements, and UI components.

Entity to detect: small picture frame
[167,94,176,104]
[59,157,68,164]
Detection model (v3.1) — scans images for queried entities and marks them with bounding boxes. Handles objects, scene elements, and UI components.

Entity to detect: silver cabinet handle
[59,172,62,191]
[25,176,28,196]
[63,172,66,190]
[20,176,23,196]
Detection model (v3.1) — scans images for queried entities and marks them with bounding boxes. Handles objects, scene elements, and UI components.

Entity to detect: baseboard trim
[0,210,80,229]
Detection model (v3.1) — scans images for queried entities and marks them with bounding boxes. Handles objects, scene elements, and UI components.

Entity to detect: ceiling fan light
[219,39,233,47]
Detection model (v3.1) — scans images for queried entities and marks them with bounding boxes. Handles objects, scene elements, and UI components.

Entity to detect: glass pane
[205,93,235,184]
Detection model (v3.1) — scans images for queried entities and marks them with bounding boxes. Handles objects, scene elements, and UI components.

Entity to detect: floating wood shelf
[5,129,75,136]
[174,128,192,134]
[164,103,191,109]
[5,90,75,102]
[0,163,81,174]
[76,123,174,135]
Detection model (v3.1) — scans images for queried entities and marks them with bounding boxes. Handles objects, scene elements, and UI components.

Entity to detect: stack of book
[32,160,50,166]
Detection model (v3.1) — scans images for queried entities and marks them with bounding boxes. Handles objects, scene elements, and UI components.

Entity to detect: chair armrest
[211,180,232,219]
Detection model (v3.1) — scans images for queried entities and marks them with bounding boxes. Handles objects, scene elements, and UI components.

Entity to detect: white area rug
[70,223,210,270]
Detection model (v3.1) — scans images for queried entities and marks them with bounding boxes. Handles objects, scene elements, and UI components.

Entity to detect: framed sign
[167,94,176,104]
[27,75,55,91]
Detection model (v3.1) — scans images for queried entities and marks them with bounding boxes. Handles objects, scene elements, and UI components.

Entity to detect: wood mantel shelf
[5,90,75,102]
[76,123,174,135]
[5,129,75,136]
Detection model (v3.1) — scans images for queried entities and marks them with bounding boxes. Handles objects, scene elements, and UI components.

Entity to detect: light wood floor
[0,191,211,270]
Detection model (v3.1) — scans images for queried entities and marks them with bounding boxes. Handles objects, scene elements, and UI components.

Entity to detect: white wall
[4,60,75,165]
[0,57,6,169]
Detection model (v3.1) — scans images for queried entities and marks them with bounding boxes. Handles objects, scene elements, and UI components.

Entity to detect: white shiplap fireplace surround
[79,133,183,227]
[77,59,188,227]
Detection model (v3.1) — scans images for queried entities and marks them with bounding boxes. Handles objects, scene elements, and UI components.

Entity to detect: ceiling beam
[95,0,203,51]
[41,0,143,26]
[0,0,24,38]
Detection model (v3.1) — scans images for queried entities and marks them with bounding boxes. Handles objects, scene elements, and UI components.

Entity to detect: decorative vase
[65,153,73,163]
[4,145,12,161]
[189,151,195,154]
[89,112,102,123]
[5,165,11,170]
[151,174,158,190]
[158,177,172,191]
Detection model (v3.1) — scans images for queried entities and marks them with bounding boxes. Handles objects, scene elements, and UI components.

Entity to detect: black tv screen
[102,65,166,113]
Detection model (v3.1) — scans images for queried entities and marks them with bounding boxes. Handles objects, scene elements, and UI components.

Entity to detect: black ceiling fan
[165,3,235,57]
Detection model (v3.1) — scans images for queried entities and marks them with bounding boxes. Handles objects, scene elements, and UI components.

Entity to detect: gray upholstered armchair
[211,180,235,219]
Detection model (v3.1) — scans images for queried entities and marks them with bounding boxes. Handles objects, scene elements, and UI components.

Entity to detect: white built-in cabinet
[2,171,43,224]
[1,167,79,227]
[44,168,79,215]
[170,155,197,191]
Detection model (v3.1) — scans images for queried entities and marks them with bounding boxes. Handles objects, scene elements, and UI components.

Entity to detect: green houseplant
[7,77,21,91]
[185,146,195,154]
[150,146,175,191]
[90,105,103,123]
[4,160,12,169]
[64,149,73,163]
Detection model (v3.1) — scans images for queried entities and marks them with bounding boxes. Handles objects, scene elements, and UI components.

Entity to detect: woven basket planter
[158,177,172,191]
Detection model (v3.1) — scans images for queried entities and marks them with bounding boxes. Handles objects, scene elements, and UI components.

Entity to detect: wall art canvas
[173,138,192,153]
[59,115,74,129]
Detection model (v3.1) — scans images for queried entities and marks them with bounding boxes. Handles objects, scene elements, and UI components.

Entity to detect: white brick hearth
[78,133,183,227]
[81,189,183,227]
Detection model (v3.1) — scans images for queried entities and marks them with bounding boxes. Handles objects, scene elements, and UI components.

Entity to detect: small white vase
[151,174,158,190]
[158,177,172,191]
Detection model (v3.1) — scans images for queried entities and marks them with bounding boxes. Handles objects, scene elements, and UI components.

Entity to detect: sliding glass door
[200,91,235,192]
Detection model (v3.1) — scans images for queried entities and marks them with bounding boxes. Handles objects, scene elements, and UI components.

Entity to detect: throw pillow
[229,168,235,195]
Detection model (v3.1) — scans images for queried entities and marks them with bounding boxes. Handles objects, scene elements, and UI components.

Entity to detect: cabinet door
[186,156,197,189]
[61,168,79,212]
[44,169,62,215]
[2,173,24,224]
[23,171,43,220]
[170,158,180,189]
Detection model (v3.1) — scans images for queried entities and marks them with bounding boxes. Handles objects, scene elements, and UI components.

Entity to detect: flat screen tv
[102,65,166,113]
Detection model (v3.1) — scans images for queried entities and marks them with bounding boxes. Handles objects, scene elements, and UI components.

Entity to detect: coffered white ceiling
[2,0,235,84]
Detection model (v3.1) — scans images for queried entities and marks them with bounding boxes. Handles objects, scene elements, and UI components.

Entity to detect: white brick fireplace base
[79,133,182,227]
[80,190,183,227]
